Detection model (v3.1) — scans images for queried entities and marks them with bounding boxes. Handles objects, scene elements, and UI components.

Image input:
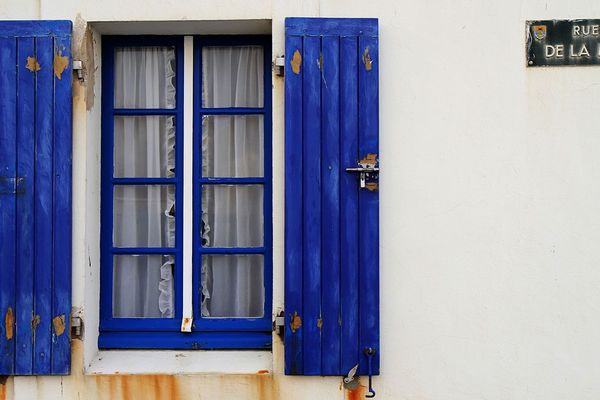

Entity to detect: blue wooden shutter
[284,18,379,376]
[0,20,73,375]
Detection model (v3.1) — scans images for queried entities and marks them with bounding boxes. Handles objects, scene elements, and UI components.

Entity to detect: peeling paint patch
[53,314,66,336]
[31,314,41,331]
[319,52,323,71]
[362,47,373,71]
[4,308,13,340]
[291,49,302,74]
[290,311,302,333]
[365,182,378,191]
[53,52,69,80]
[317,318,323,329]
[26,56,41,72]
[359,153,378,166]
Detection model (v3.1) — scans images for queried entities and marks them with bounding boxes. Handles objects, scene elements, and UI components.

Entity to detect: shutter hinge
[273,310,285,340]
[71,308,84,339]
[72,60,84,81]
[273,56,285,77]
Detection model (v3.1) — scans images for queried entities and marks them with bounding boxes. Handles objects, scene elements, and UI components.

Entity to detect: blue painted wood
[0,20,71,37]
[286,18,378,37]
[284,18,379,376]
[0,36,17,375]
[99,331,272,349]
[321,35,342,375]
[32,36,54,375]
[340,36,361,376]
[302,35,322,376]
[14,37,35,375]
[52,34,73,374]
[358,34,380,376]
[284,34,304,375]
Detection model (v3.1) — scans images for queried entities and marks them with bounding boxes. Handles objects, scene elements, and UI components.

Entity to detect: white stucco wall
[2,0,600,399]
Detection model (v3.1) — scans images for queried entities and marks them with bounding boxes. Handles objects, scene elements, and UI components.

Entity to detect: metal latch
[0,177,25,195]
[345,153,379,190]
[274,56,285,76]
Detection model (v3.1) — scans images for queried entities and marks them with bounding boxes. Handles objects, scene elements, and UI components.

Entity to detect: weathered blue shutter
[285,18,379,376]
[0,21,73,375]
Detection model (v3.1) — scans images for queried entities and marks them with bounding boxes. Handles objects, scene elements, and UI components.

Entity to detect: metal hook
[364,347,376,398]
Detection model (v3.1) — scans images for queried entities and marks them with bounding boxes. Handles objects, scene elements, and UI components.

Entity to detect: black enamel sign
[527,19,600,66]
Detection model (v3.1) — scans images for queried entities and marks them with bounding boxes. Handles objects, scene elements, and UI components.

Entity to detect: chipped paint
[359,153,378,166]
[291,49,302,74]
[290,311,302,333]
[53,52,69,80]
[180,317,193,332]
[319,52,323,71]
[365,182,378,191]
[31,314,41,331]
[4,307,13,340]
[317,318,323,329]
[53,314,66,336]
[362,47,373,71]
[26,56,41,72]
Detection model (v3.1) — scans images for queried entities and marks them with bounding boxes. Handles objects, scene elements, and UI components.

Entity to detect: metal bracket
[274,56,285,76]
[0,177,25,195]
[72,60,84,81]
[71,316,83,339]
[273,310,285,340]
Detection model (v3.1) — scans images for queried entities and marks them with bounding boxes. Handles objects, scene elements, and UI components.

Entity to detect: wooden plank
[0,21,71,38]
[284,34,304,375]
[320,35,341,375]
[51,34,72,374]
[340,35,361,376]
[286,18,378,37]
[0,36,17,375]
[358,34,380,376]
[14,37,35,375]
[302,35,322,375]
[32,36,54,375]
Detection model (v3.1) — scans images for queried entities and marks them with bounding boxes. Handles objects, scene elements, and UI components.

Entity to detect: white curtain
[201,46,265,318]
[112,47,176,318]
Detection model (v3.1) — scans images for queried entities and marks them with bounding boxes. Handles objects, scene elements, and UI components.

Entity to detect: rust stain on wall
[290,311,302,333]
[4,307,13,340]
[53,52,69,80]
[26,56,41,72]
[53,314,66,336]
[362,47,373,71]
[0,381,5,400]
[291,49,302,74]
[346,384,366,400]
[94,374,181,400]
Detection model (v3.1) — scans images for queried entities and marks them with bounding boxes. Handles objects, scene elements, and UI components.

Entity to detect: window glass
[114,46,176,109]
[202,46,264,108]
[114,116,176,178]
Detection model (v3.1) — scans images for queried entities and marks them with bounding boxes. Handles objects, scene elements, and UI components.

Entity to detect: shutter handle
[345,153,379,190]
[364,347,377,398]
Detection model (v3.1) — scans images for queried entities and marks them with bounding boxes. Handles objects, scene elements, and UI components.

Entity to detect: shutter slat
[15,36,35,375]
[33,35,55,375]
[0,36,17,375]
[302,35,323,376]
[284,34,304,375]
[285,18,379,377]
[52,33,72,375]
[321,35,342,375]
[358,34,380,376]
[339,35,361,375]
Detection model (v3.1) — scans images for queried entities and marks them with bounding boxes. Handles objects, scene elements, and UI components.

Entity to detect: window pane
[202,115,263,178]
[114,46,176,109]
[113,185,176,247]
[202,46,264,108]
[201,255,264,318]
[113,255,174,318]
[201,185,263,247]
[114,116,176,178]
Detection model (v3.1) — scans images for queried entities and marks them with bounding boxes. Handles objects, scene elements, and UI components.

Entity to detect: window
[100,35,272,349]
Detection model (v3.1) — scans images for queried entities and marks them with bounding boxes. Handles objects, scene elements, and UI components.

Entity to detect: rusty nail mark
[291,49,302,74]
[4,307,13,340]
[53,52,69,80]
[257,369,269,374]
[319,52,324,71]
[52,314,66,336]
[31,314,41,331]
[365,182,378,191]
[290,311,302,333]
[317,318,323,329]
[26,56,41,72]
[359,153,378,165]
[362,47,373,71]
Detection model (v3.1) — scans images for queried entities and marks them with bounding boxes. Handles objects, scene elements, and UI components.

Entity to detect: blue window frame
[100,35,272,349]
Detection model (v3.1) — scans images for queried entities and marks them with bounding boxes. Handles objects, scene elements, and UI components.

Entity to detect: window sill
[85,350,272,375]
